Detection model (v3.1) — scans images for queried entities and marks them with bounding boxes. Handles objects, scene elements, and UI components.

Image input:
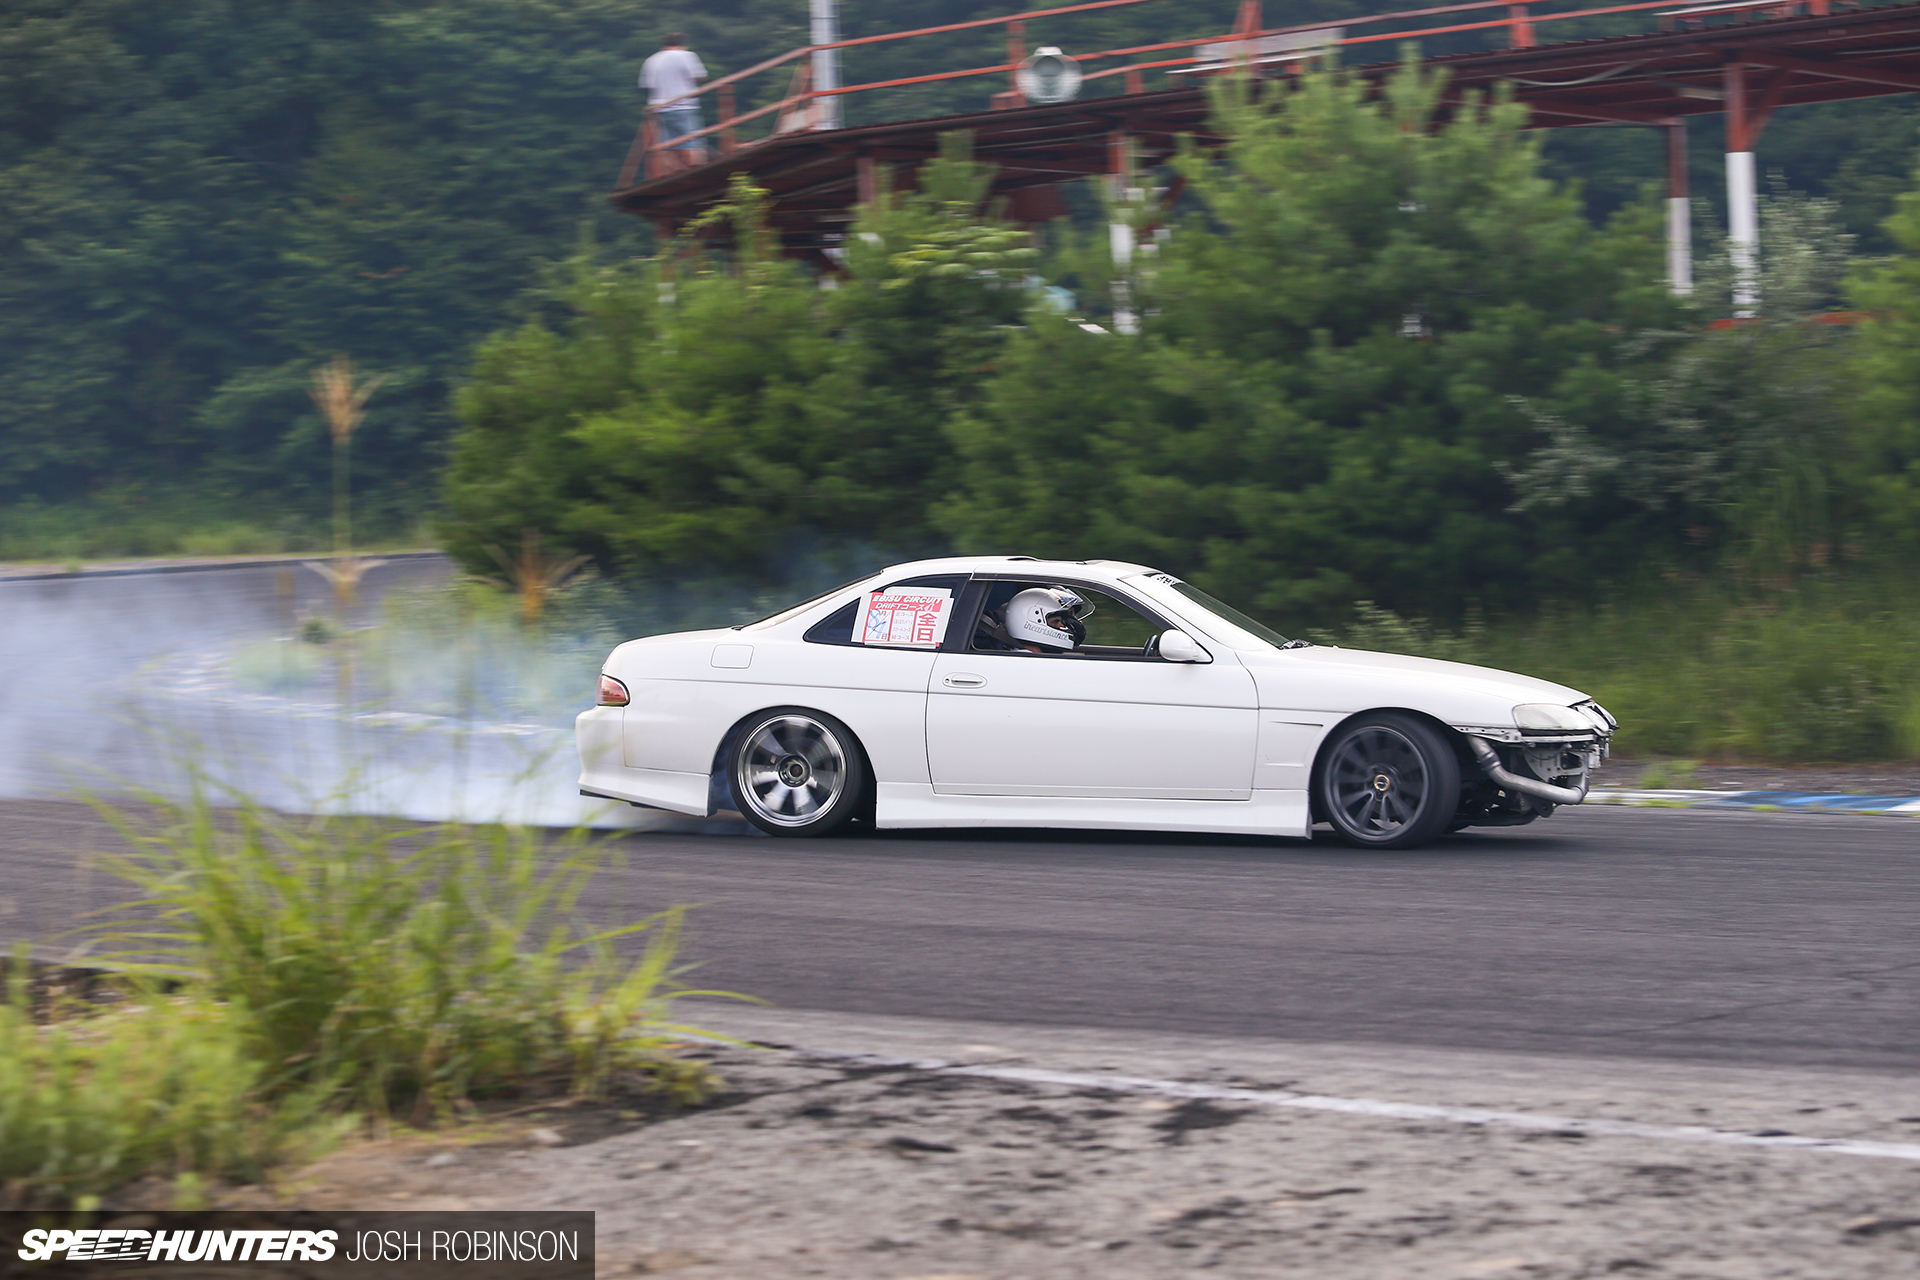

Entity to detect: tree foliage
[440,144,1033,581]
[1846,161,1920,558]
[2,0,1916,539]
[938,65,1685,622]
[0,0,726,511]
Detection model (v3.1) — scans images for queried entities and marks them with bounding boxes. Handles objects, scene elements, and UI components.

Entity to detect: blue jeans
[653,105,704,152]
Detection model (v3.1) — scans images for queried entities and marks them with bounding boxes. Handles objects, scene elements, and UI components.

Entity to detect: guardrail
[616,0,1856,186]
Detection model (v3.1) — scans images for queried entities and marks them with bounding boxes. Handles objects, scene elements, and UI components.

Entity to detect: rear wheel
[1315,713,1462,849]
[729,708,869,838]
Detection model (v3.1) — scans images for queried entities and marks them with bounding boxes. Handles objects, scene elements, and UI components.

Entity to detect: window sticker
[856,587,954,648]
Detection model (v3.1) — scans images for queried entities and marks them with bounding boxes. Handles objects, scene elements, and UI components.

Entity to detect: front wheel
[729,708,869,838]
[1314,713,1462,849]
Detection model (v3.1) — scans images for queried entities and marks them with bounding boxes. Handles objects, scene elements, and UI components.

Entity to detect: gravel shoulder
[212,1006,1920,1279]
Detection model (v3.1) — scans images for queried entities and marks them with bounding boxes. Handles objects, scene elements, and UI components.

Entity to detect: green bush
[937,62,1688,624]
[438,149,1033,585]
[92,795,724,1119]
[0,975,315,1209]
[0,488,299,564]
[0,789,729,1207]
[1317,579,1920,762]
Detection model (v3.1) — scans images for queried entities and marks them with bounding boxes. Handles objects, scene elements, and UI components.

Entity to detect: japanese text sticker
[855,588,953,648]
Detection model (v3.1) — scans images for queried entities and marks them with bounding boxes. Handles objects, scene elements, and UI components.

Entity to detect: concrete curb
[1589,788,1920,814]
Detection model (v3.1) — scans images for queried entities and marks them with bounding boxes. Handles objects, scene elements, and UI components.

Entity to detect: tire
[1314,713,1463,849]
[728,708,869,838]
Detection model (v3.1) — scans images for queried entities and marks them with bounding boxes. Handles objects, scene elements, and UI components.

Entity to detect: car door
[925,579,1259,800]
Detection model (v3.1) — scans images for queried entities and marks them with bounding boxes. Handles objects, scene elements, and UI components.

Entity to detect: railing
[617,0,1858,186]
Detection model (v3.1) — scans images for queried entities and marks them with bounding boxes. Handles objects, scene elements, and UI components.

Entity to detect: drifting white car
[577,556,1614,848]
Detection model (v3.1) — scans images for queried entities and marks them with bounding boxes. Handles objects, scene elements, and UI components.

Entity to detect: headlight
[1575,701,1616,731]
[1513,703,1593,733]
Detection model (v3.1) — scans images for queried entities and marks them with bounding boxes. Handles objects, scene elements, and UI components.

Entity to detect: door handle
[942,673,987,688]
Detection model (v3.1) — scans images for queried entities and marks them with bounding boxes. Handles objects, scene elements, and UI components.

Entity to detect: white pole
[1727,149,1758,317]
[1667,197,1693,297]
[1665,121,1691,297]
[810,0,841,130]
[1109,220,1137,334]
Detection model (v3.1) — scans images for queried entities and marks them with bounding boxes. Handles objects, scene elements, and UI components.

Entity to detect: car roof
[871,555,1164,586]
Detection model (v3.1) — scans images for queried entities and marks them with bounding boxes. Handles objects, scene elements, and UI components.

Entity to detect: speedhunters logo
[1,1213,591,1277]
[18,1230,339,1263]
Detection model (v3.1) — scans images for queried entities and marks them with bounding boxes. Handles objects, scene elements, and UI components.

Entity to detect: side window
[970,581,1167,658]
[803,574,972,648]
[1077,588,1163,650]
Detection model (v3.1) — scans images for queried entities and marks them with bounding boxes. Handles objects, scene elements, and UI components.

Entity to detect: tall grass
[0,973,319,1209]
[1322,578,1920,762]
[0,788,727,1208]
[90,792,724,1117]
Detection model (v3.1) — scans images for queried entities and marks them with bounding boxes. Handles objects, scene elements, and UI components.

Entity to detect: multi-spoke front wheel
[729,708,869,838]
[1314,713,1462,849]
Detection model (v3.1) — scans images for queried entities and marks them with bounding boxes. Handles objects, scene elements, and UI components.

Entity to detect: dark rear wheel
[1315,713,1462,849]
[729,708,869,838]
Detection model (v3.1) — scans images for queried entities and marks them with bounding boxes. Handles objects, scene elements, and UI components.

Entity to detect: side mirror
[1156,628,1211,664]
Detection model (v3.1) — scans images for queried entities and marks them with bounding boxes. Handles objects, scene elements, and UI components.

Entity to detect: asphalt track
[3,799,1915,1072]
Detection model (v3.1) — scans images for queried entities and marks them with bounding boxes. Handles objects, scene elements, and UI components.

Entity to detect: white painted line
[787,1047,1920,1164]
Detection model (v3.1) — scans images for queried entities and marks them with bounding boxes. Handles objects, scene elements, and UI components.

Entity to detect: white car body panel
[576,554,1609,838]
[926,649,1258,800]
[877,781,1311,837]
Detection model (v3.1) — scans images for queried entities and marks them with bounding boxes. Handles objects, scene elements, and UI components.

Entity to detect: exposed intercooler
[1466,735,1591,806]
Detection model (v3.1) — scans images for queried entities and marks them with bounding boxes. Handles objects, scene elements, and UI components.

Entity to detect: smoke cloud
[0,556,710,830]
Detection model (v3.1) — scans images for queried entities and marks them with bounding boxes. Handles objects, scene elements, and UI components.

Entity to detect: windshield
[1124,575,1293,652]
[734,575,871,632]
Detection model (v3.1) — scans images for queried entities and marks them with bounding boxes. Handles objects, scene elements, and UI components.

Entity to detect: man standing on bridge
[640,33,708,171]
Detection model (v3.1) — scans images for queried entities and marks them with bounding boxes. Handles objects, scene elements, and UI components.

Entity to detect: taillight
[597,674,630,707]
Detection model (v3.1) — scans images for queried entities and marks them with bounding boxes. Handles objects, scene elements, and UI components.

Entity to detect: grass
[0,788,729,1209]
[0,972,324,1209]
[0,486,433,565]
[1318,575,1920,764]
[1636,760,1701,789]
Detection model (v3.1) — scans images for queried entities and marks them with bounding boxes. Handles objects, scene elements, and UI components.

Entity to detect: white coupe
[576,556,1615,848]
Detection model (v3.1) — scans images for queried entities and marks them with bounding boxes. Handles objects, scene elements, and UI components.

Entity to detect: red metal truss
[612,0,1920,255]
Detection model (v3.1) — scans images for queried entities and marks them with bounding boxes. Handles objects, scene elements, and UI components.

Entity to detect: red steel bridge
[612,0,1920,311]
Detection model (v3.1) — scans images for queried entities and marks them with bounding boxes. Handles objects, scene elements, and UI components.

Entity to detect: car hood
[1235,644,1590,724]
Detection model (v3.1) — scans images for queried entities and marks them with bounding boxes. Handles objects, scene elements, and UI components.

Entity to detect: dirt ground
[198,1006,1920,1280]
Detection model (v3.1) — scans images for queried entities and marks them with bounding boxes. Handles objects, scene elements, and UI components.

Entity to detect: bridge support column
[1721,60,1791,318]
[1727,147,1757,315]
[1666,119,1692,297]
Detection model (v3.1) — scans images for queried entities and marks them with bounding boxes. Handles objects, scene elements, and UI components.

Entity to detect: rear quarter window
[803,574,972,647]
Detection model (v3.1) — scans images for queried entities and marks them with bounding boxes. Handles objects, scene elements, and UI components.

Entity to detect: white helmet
[1002,586,1090,652]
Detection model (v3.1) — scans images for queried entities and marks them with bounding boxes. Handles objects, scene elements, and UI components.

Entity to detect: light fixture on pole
[1017,47,1083,104]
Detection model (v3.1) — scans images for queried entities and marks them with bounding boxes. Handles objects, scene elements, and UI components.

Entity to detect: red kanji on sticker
[856,589,953,647]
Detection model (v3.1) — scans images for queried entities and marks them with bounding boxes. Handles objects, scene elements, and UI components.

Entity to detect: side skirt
[875,783,1311,840]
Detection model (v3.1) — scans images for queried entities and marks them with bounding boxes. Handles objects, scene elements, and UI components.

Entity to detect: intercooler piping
[1466,735,1590,806]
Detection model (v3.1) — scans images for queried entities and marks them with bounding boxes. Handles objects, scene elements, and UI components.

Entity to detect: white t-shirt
[639,48,707,107]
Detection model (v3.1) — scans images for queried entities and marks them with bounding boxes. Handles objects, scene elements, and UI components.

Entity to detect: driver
[1001,586,1091,654]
